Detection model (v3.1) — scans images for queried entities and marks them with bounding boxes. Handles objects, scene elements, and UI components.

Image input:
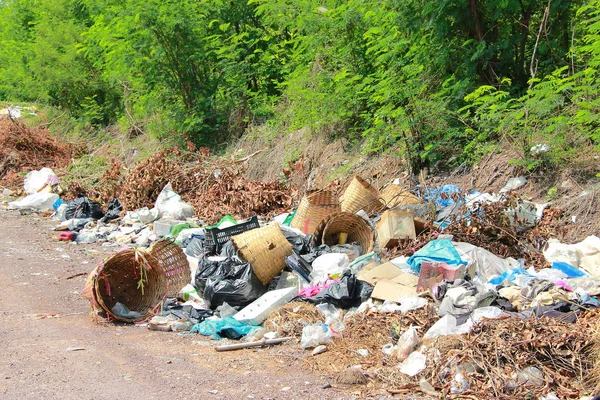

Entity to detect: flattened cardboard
[371,272,418,302]
[357,261,403,286]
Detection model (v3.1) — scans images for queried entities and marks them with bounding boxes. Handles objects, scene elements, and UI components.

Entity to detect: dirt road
[0,210,354,400]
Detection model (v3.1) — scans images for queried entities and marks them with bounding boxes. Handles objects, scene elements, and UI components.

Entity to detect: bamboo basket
[316,212,375,254]
[340,176,384,214]
[379,184,421,208]
[147,239,190,297]
[231,223,293,285]
[290,190,340,234]
[85,248,166,323]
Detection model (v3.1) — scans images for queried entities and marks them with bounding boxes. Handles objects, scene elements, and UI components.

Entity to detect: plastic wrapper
[65,196,105,220]
[197,257,267,310]
[301,324,332,349]
[155,182,194,220]
[395,326,419,361]
[303,270,373,309]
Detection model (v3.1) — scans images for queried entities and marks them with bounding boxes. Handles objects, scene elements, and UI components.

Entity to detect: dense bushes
[0,0,598,172]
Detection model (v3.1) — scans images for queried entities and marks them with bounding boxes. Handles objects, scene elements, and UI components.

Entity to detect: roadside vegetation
[0,0,599,175]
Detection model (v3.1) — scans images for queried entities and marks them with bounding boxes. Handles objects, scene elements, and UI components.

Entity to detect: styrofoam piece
[233,286,298,325]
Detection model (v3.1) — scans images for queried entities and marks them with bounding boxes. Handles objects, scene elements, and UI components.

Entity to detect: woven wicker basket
[88,248,166,323]
[147,239,190,297]
[231,223,293,285]
[317,212,375,254]
[290,190,341,234]
[380,184,421,208]
[340,176,384,214]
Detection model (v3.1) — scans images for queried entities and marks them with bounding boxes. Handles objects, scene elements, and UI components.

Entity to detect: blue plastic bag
[190,316,259,340]
[407,239,467,273]
[552,261,588,278]
[423,185,461,208]
[52,198,66,211]
[488,267,533,285]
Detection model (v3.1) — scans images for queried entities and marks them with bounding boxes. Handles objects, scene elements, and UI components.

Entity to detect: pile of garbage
[0,116,76,190]
[4,166,600,398]
[66,148,294,224]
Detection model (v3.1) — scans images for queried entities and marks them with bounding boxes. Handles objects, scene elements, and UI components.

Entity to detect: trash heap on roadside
[4,166,600,399]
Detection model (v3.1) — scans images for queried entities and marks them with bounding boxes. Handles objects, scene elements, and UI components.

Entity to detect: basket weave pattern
[147,239,190,297]
[290,190,340,234]
[92,249,166,322]
[319,212,375,253]
[340,176,383,214]
[380,184,421,208]
[83,239,189,323]
[231,223,293,285]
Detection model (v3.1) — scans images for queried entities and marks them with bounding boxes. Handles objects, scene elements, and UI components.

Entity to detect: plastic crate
[204,216,260,254]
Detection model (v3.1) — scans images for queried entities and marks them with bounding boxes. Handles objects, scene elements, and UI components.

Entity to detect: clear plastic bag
[301,324,332,349]
[155,182,194,220]
[395,325,419,361]
[316,303,344,334]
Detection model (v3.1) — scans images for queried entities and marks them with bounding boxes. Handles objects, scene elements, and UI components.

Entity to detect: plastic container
[205,216,260,254]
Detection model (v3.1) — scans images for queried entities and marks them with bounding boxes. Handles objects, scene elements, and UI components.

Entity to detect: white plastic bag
[310,253,349,284]
[9,192,58,211]
[397,351,426,377]
[301,324,331,349]
[155,183,194,220]
[399,296,428,313]
[23,168,59,194]
[423,307,505,339]
[395,326,419,361]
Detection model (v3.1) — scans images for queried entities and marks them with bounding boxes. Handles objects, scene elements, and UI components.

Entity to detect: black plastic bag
[300,244,331,264]
[196,257,267,309]
[162,297,213,324]
[219,240,237,258]
[282,229,314,255]
[99,198,122,222]
[65,196,105,220]
[185,235,205,257]
[194,258,222,295]
[302,270,373,309]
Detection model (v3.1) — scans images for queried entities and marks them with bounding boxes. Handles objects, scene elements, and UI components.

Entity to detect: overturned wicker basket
[379,184,421,208]
[290,190,340,234]
[231,223,293,285]
[83,240,190,323]
[314,212,375,254]
[340,176,384,214]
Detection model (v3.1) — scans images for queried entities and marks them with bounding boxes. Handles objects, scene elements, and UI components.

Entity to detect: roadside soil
[0,210,361,400]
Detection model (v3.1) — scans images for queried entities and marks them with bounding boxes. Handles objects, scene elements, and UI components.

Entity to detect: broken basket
[83,239,190,323]
[290,190,340,234]
[231,223,293,285]
[85,248,166,323]
[314,212,375,254]
[340,176,384,214]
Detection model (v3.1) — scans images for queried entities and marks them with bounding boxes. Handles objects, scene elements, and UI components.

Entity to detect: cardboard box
[376,209,416,249]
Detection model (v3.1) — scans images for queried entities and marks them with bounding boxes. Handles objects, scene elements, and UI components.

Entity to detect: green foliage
[0,0,597,174]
